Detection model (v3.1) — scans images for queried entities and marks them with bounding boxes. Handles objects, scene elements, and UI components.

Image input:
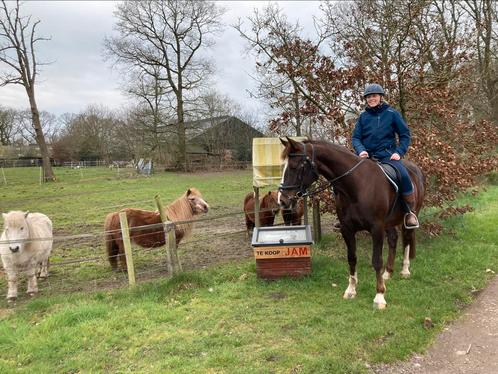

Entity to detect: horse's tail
[104,212,120,270]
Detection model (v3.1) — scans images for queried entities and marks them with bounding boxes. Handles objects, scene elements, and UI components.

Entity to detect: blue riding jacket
[352,102,410,160]
[352,102,413,195]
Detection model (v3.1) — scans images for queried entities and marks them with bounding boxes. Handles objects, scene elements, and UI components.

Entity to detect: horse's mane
[165,188,202,239]
[281,139,353,159]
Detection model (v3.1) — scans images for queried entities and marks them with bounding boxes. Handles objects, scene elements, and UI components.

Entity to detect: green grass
[0,167,497,373]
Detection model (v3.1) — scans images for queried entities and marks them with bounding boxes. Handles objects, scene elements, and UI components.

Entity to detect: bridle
[279,142,367,199]
[278,142,319,199]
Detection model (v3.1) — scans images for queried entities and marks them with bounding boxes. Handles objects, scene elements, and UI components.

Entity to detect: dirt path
[373,275,498,374]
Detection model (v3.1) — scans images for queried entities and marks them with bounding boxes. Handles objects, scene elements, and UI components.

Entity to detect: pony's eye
[20,227,24,231]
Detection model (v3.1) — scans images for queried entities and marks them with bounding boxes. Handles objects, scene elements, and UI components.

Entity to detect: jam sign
[253,245,311,259]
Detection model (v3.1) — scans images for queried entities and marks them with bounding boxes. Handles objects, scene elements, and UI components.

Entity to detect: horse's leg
[371,226,387,309]
[26,266,38,297]
[39,257,49,278]
[383,227,398,280]
[117,239,128,271]
[6,271,18,301]
[400,227,415,278]
[341,227,358,299]
[245,217,254,238]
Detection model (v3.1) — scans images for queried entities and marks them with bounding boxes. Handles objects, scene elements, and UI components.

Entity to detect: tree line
[236,0,497,218]
[0,0,496,215]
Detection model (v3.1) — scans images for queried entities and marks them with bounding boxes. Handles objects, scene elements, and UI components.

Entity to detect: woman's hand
[390,153,401,160]
[359,151,369,158]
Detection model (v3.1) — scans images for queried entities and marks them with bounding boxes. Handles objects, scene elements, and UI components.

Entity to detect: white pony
[0,211,53,301]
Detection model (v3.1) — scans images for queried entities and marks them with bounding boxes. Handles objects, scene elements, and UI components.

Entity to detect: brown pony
[104,188,209,270]
[279,138,425,309]
[281,198,304,225]
[243,191,280,234]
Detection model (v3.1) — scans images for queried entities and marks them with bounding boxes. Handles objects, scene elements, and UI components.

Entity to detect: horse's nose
[9,246,19,253]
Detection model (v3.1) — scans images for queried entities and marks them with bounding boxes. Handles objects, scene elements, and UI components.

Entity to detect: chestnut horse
[104,188,209,270]
[281,198,304,226]
[243,191,280,234]
[278,138,425,309]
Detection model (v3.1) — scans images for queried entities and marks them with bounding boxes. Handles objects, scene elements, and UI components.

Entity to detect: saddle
[376,162,401,193]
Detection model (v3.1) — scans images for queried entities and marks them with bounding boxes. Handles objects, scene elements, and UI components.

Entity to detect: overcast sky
[0,1,322,125]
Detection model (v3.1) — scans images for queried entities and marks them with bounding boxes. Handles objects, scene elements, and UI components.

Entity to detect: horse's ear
[186,188,192,196]
[2,213,6,220]
[280,137,288,147]
[267,191,272,196]
[24,211,30,218]
[287,137,300,149]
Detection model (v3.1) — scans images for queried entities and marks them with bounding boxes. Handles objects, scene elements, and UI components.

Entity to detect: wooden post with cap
[154,195,181,274]
[118,211,136,286]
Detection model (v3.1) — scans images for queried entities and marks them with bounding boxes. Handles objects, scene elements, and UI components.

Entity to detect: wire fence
[0,165,487,306]
[1,202,319,305]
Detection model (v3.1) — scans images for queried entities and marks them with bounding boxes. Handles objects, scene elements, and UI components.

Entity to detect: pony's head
[261,191,280,215]
[1,211,30,254]
[278,137,319,209]
[186,188,209,214]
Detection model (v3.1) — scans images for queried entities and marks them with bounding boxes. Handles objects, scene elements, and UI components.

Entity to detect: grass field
[0,167,497,373]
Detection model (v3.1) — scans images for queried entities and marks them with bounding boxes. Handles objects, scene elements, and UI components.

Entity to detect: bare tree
[14,109,59,145]
[104,0,224,170]
[0,105,16,144]
[0,0,55,180]
[462,0,498,124]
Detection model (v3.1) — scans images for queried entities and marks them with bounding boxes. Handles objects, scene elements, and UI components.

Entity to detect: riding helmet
[363,83,385,97]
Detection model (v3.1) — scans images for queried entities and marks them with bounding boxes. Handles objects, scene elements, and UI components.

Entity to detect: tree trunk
[490,84,498,125]
[292,82,302,136]
[27,87,55,181]
[176,90,186,171]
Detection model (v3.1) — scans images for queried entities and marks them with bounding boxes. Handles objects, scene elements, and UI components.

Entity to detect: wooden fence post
[119,211,136,286]
[312,198,322,242]
[303,196,309,225]
[1,167,6,185]
[254,186,260,228]
[154,195,181,274]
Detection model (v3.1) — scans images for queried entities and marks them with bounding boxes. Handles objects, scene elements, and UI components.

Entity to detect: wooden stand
[253,244,311,279]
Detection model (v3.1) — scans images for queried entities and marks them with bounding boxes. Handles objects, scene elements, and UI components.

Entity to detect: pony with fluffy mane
[104,188,209,271]
[243,190,280,235]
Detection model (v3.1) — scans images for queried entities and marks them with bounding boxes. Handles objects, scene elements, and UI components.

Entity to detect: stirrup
[404,212,419,229]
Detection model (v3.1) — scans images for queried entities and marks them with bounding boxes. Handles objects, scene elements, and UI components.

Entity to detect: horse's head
[186,188,209,214]
[261,191,280,215]
[1,211,30,254]
[278,137,319,209]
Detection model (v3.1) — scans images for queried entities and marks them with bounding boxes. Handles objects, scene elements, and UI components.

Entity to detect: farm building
[182,116,265,169]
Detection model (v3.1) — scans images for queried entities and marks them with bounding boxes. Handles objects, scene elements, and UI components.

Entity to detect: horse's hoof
[373,302,387,310]
[400,270,411,278]
[7,297,17,303]
[27,292,37,297]
[373,293,387,310]
[343,291,356,299]
[382,271,391,280]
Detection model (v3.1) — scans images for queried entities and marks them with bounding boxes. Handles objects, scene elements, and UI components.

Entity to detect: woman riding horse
[352,83,419,229]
